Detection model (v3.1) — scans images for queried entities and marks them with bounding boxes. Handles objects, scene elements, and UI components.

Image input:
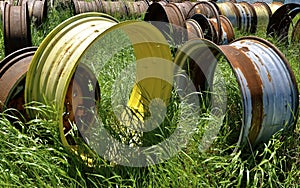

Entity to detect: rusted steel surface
[144,1,186,44]
[0,47,37,116]
[235,2,257,33]
[217,2,240,28]
[102,1,127,17]
[145,1,227,43]
[252,2,271,31]
[3,3,32,56]
[267,3,300,43]
[144,2,185,27]
[218,2,257,33]
[126,1,148,17]
[0,0,14,13]
[63,64,101,143]
[174,36,299,147]
[219,15,234,44]
[17,0,47,25]
[72,0,103,14]
[221,37,298,146]
[185,18,204,40]
[189,13,233,44]
[187,1,219,19]
[72,0,148,17]
[188,1,221,43]
[190,14,217,43]
[171,1,193,19]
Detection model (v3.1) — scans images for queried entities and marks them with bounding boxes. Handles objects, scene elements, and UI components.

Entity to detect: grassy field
[0,1,299,187]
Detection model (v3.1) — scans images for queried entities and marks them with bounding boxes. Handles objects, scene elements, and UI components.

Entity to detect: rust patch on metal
[0,47,37,121]
[238,2,257,33]
[3,3,32,56]
[219,15,235,44]
[63,65,101,144]
[187,1,221,43]
[239,46,249,52]
[267,72,272,82]
[72,0,103,14]
[17,0,47,26]
[220,45,264,145]
[172,1,193,19]
[217,1,241,28]
[185,19,204,40]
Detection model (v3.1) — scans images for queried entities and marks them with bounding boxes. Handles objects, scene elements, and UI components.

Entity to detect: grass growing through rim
[0,0,299,187]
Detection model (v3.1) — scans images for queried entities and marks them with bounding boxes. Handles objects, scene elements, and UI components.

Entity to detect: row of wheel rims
[1,12,299,163]
[1,0,47,56]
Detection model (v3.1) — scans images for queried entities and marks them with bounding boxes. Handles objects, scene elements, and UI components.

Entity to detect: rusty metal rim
[17,0,47,23]
[71,0,79,14]
[102,0,128,16]
[174,36,299,148]
[187,1,219,19]
[268,1,283,14]
[165,2,185,27]
[126,0,149,17]
[144,0,186,39]
[228,36,299,146]
[236,1,257,33]
[190,13,216,43]
[95,0,104,12]
[33,0,47,25]
[253,1,272,18]
[231,36,298,96]
[72,0,104,14]
[219,15,235,44]
[3,2,32,56]
[63,64,101,144]
[144,2,169,23]
[0,47,37,111]
[217,1,240,28]
[185,18,204,40]
[186,1,221,44]
[170,1,193,19]
[252,1,272,32]
[267,3,300,42]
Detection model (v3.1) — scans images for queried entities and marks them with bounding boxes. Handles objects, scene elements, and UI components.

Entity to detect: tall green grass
[0,0,299,187]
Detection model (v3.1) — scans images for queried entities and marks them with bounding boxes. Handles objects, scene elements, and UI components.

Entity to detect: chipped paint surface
[226,37,298,146]
[175,37,298,148]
